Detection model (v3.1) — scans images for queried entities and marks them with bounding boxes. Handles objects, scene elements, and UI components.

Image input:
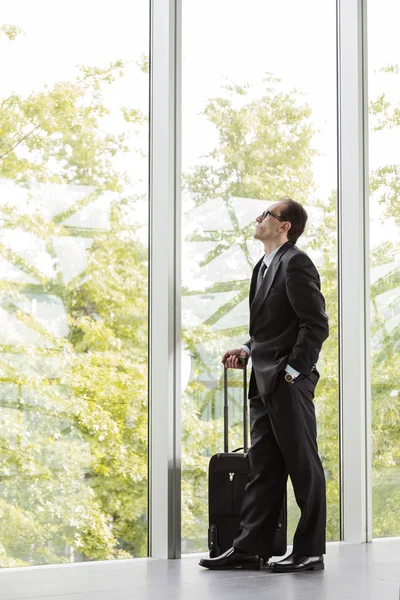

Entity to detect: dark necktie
[256,261,267,293]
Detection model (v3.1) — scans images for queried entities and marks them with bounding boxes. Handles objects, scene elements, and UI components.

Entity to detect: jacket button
[251,336,255,341]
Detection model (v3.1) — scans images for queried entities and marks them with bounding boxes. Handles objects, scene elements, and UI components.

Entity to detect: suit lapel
[250,242,293,328]
[249,256,264,305]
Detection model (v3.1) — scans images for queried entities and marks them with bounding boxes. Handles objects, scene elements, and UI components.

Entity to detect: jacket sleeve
[285,254,329,373]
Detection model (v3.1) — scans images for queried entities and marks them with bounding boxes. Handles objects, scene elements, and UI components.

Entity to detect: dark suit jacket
[245,241,329,397]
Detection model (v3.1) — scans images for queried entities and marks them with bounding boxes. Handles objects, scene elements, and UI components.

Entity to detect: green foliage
[0,24,23,41]
[181,65,400,548]
[184,76,316,207]
[368,65,400,538]
[0,30,148,565]
[181,78,339,551]
[0,23,399,568]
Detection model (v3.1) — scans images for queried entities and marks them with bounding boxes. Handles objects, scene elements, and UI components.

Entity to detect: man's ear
[283,222,291,233]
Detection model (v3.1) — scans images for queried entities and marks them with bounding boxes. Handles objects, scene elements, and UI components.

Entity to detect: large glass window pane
[0,1,149,566]
[368,0,400,538]
[181,0,339,553]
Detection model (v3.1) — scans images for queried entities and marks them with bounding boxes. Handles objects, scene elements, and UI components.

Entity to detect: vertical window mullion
[149,0,182,559]
[337,0,371,543]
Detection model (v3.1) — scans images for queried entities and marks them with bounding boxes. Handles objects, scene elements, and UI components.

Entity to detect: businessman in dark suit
[200,197,329,573]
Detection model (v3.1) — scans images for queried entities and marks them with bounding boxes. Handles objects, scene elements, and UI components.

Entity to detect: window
[0,1,149,566]
[368,0,400,538]
[181,0,339,552]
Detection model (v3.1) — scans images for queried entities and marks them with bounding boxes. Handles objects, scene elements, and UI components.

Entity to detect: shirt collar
[263,244,284,269]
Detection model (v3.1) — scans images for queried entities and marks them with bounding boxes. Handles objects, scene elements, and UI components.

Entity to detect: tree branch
[0,125,41,160]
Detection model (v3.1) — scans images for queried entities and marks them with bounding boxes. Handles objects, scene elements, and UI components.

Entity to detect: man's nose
[256,215,262,223]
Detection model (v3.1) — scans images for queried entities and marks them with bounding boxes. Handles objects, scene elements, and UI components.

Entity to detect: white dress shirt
[241,245,300,379]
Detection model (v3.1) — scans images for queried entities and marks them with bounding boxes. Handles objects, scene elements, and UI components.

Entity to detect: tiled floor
[0,540,399,600]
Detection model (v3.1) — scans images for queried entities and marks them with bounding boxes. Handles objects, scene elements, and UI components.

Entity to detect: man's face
[254,202,286,242]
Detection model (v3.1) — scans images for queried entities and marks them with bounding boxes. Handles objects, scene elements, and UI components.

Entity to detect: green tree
[1,20,398,569]
[181,78,339,551]
[181,64,400,551]
[369,64,400,537]
[0,26,149,566]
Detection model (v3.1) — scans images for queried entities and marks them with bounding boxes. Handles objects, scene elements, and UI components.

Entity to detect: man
[199,196,329,573]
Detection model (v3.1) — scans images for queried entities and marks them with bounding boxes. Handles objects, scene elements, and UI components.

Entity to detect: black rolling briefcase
[207,358,287,559]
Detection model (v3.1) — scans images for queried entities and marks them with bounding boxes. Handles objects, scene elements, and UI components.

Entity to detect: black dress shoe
[199,547,262,570]
[269,553,324,573]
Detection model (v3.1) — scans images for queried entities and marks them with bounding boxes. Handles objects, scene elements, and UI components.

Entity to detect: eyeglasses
[261,210,287,222]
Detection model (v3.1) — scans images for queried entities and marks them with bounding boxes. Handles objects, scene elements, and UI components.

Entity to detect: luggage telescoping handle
[223,356,249,454]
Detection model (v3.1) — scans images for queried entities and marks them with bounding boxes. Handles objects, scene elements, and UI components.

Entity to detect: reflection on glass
[369,0,400,538]
[181,0,339,553]
[0,1,149,566]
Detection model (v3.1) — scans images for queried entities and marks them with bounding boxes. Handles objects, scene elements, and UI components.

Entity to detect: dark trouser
[233,369,326,558]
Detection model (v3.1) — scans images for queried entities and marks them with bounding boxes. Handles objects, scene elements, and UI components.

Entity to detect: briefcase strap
[223,356,248,453]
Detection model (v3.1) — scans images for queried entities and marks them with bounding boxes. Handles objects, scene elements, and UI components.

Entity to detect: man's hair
[278,196,308,243]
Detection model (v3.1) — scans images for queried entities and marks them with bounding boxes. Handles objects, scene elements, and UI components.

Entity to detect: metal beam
[148,0,181,559]
[337,0,371,543]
